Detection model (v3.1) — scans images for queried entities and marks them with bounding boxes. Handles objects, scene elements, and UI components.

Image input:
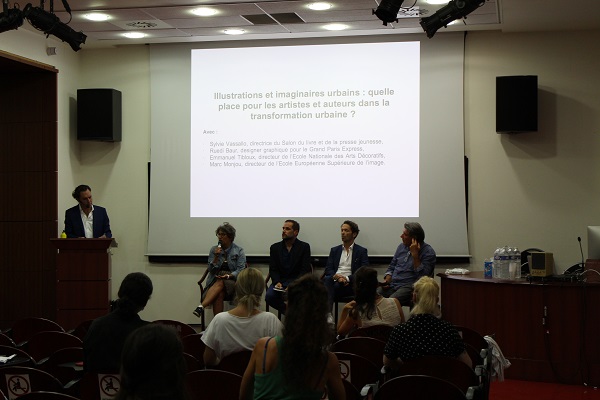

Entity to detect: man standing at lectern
[64,184,112,238]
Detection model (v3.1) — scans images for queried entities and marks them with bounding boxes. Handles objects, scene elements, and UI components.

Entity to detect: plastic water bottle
[498,246,510,279]
[507,246,517,279]
[493,248,501,278]
[513,246,521,279]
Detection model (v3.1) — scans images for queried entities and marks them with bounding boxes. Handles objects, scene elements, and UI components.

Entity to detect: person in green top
[239,274,345,400]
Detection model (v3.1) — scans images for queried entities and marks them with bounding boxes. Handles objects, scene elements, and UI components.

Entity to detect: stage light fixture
[23,3,86,51]
[0,0,24,33]
[373,0,405,26]
[420,0,485,38]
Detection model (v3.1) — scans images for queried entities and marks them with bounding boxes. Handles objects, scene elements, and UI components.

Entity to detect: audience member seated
[193,222,247,319]
[240,275,344,400]
[201,268,282,367]
[383,276,472,371]
[337,267,405,337]
[84,272,153,372]
[117,324,187,400]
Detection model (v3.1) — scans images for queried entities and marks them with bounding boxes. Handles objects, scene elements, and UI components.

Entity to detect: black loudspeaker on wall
[77,88,122,142]
[496,75,538,133]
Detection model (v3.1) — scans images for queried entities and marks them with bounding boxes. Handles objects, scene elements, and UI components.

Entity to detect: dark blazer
[64,205,112,238]
[324,243,369,284]
[269,239,311,286]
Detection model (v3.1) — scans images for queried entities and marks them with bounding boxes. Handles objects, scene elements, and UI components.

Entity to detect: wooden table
[439,272,600,385]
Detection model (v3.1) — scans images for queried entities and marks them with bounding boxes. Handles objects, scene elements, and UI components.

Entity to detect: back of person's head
[352,267,378,319]
[117,324,187,400]
[115,272,153,313]
[234,267,264,315]
[411,276,440,317]
[282,274,332,388]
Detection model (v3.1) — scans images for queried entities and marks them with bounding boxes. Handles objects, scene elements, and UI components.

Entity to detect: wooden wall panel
[0,55,57,328]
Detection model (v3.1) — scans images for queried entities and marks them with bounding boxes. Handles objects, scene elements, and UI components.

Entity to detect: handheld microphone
[217,240,222,248]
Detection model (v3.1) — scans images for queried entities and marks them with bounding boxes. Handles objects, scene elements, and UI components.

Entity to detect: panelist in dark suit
[323,220,369,311]
[265,219,311,314]
[64,184,112,238]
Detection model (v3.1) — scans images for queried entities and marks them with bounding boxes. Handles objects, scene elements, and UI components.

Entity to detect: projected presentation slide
[190,42,420,218]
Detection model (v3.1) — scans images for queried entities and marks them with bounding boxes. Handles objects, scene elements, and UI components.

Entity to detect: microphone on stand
[565,237,585,275]
[578,236,585,269]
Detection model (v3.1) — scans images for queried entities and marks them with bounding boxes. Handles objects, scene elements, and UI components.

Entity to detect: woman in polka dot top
[383,276,472,370]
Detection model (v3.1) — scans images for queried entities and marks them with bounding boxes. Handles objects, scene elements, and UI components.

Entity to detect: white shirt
[337,243,354,279]
[201,311,282,362]
[80,205,94,238]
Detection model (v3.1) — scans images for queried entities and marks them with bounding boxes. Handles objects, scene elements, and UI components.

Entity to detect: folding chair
[181,333,206,368]
[217,350,252,377]
[26,332,82,365]
[331,337,386,369]
[186,369,242,400]
[348,325,394,343]
[391,355,480,396]
[333,352,382,393]
[18,392,79,400]
[375,375,467,400]
[0,367,64,398]
[9,318,64,347]
[0,345,35,368]
[152,320,196,338]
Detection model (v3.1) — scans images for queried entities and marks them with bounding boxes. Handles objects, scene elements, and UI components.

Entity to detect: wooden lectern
[50,238,113,329]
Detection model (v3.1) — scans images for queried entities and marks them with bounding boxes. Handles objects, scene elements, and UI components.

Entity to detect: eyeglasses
[216,232,227,237]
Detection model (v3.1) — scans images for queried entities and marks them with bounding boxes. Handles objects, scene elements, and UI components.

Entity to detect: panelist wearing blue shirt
[323,220,369,312]
[379,222,436,306]
[64,184,112,238]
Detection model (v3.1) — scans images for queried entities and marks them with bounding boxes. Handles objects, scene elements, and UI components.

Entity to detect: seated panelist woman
[193,222,247,319]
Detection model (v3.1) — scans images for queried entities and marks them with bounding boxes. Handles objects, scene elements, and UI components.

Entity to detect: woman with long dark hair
[239,274,345,400]
[337,267,405,336]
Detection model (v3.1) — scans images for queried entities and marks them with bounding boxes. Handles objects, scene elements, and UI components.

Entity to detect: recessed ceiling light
[223,29,245,35]
[123,32,146,39]
[308,2,332,11]
[191,7,218,17]
[84,13,110,21]
[323,23,348,31]
[426,0,449,4]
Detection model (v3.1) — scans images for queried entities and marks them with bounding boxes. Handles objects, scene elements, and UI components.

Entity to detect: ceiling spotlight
[191,7,217,17]
[308,2,332,11]
[323,23,348,31]
[223,29,245,35]
[0,0,24,33]
[420,0,485,38]
[373,0,405,26]
[123,32,146,39]
[84,12,110,21]
[23,3,86,51]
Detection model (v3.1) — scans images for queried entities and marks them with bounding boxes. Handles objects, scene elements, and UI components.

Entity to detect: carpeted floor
[490,379,600,400]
